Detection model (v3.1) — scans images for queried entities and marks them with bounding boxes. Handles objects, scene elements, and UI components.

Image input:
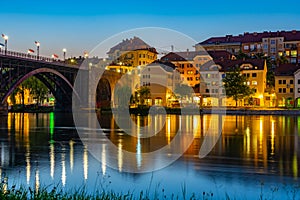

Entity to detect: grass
[1,178,299,200]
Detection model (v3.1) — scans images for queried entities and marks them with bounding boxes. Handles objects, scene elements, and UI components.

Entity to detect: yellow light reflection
[49,143,55,179]
[259,118,263,155]
[136,116,142,168]
[245,127,250,154]
[167,116,171,144]
[293,153,298,179]
[69,140,74,173]
[271,119,275,156]
[35,168,40,193]
[83,146,89,179]
[118,142,123,172]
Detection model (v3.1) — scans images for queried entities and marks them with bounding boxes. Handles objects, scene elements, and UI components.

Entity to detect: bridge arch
[2,68,80,107]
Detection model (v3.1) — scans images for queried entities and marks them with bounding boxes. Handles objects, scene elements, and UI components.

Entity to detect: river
[0,112,299,199]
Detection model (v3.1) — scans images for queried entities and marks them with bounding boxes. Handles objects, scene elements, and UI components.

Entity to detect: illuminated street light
[35,41,40,60]
[1,34,8,55]
[62,48,67,61]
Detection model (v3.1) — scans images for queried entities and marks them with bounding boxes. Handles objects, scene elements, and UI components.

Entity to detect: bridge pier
[0,102,8,116]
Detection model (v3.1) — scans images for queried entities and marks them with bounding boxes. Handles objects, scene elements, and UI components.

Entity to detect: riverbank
[107,106,300,115]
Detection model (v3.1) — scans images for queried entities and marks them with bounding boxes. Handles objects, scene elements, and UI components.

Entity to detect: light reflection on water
[0,112,299,199]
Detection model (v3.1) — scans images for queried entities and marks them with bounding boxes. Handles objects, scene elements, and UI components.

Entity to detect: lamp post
[1,34,8,55]
[62,48,67,61]
[35,41,40,60]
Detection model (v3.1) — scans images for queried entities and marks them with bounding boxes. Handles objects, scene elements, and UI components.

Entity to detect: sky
[1,0,300,58]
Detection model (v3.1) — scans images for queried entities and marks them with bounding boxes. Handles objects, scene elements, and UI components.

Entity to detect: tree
[223,68,254,107]
[10,77,50,106]
[27,77,49,105]
[137,86,150,105]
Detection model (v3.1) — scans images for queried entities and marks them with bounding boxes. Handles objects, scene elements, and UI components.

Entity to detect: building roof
[107,36,151,54]
[160,50,233,62]
[147,60,176,72]
[275,63,300,76]
[215,59,266,72]
[199,30,300,45]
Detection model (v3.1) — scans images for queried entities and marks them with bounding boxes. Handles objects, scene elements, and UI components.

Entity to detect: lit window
[252,81,257,85]
[291,50,297,57]
[286,51,290,56]
[278,52,283,57]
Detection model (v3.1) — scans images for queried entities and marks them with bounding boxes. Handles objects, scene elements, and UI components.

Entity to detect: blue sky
[1,0,300,58]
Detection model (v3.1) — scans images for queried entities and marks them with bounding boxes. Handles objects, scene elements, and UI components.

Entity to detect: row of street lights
[1,33,68,61]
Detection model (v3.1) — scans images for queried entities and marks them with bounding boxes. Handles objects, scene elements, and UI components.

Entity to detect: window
[252,73,257,77]
[244,45,249,50]
[279,88,282,93]
[298,79,300,84]
[283,80,286,84]
[206,74,211,78]
[298,88,300,93]
[291,50,297,57]
[253,88,257,93]
[205,89,210,93]
[252,81,258,85]
[290,80,294,84]
[271,48,276,53]
[283,88,286,93]
[270,40,276,44]
[290,88,294,93]
[263,44,268,49]
[285,51,290,56]
[250,44,255,50]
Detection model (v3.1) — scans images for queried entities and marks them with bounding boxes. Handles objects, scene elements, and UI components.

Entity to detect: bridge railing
[0,49,78,67]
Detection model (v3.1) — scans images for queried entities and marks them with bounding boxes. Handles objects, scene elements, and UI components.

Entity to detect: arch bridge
[0,50,121,115]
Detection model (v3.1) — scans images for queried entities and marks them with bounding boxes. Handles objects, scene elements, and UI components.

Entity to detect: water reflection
[0,113,299,197]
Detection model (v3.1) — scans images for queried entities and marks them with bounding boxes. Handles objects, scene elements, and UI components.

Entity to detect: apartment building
[275,63,299,107]
[197,30,300,63]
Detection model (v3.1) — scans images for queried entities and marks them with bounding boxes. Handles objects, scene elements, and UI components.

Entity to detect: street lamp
[35,41,40,60]
[62,48,67,61]
[1,34,8,55]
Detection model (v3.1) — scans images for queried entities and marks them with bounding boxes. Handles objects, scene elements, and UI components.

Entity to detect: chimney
[187,48,189,56]
[253,32,258,36]
[292,30,297,34]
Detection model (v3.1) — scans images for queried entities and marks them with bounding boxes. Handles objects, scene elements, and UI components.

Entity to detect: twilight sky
[1,0,300,58]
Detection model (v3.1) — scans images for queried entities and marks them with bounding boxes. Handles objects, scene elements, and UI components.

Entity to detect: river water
[0,112,299,199]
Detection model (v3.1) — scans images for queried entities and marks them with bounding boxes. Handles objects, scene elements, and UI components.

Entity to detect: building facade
[197,30,300,63]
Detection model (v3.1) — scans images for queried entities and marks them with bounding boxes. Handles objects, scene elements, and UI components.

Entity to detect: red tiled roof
[160,50,232,62]
[215,59,266,72]
[275,63,300,76]
[199,30,300,45]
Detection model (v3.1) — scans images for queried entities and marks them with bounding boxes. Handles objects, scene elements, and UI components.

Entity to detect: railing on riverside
[0,49,79,68]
